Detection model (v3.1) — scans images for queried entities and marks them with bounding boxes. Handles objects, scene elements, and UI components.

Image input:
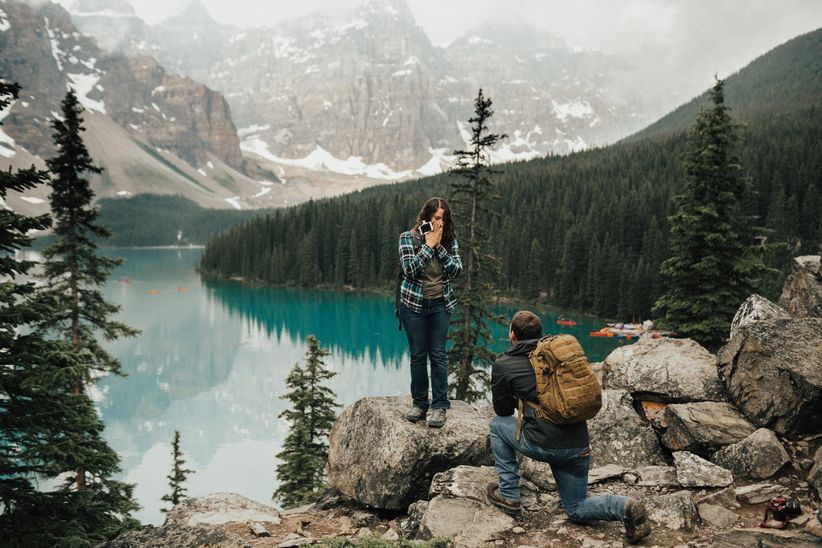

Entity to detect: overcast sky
[59,0,822,105]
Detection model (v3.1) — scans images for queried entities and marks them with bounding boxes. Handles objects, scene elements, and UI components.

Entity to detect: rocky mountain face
[70,0,654,177]
[0,0,243,169]
[0,0,316,214]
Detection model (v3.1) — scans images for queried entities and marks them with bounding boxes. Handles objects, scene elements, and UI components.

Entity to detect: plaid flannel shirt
[398,230,463,313]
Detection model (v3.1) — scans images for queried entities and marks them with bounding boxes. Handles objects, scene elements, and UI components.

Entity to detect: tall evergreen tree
[161,431,195,512]
[447,89,507,402]
[37,90,140,489]
[273,335,339,508]
[654,79,767,349]
[0,82,139,547]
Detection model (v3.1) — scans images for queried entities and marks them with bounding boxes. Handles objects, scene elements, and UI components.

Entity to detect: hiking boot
[427,408,446,428]
[485,483,522,516]
[624,498,651,544]
[405,406,427,423]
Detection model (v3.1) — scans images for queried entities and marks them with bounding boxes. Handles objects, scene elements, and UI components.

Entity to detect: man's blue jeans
[489,415,628,522]
[399,298,450,410]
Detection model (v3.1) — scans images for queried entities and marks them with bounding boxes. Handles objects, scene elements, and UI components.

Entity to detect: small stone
[734,483,786,505]
[355,527,372,538]
[495,541,504,545]
[801,459,815,470]
[698,503,741,528]
[381,528,399,541]
[512,526,526,534]
[623,473,638,484]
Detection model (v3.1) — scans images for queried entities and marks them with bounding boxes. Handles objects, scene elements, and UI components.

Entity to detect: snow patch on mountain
[44,17,64,71]
[0,7,10,32]
[0,99,16,158]
[552,99,594,121]
[67,73,106,113]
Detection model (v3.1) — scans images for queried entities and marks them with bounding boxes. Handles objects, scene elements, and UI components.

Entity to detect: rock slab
[328,396,492,509]
[718,318,822,436]
[602,337,724,402]
[588,389,666,468]
[673,451,733,487]
[730,294,791,339]
[417,466,515,547]
[662,402,755,457]
[711,428,790,480]
[779,255,822,318]
[645,490,699,531]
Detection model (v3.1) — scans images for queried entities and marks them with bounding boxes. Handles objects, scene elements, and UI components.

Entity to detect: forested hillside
[199,28,822,320]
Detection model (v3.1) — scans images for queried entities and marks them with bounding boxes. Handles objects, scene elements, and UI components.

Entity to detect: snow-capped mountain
[69,0,655,179]
[0,0,300,215]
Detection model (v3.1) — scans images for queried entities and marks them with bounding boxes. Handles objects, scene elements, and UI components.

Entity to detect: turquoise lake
[92,248,635,525]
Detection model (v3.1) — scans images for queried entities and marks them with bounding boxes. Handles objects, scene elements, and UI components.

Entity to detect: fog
[56,0,822,112]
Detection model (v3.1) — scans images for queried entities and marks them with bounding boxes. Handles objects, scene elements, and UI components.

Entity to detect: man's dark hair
[510,310,542,340]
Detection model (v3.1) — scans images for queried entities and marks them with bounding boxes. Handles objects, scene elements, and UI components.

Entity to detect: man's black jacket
[491,339,589,448]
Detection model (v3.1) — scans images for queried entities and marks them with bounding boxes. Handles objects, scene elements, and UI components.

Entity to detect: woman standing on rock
[397,197,462,428]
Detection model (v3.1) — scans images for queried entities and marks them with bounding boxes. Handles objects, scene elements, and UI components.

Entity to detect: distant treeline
[96,194,261,246]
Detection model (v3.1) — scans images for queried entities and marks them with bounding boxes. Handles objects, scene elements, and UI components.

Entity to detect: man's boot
[624,498,651,544]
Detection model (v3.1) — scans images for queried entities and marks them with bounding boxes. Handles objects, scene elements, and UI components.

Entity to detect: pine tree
[37,90,140,489]
[654,79,767,350]
[0,82,139,547]
[273,335,339,508]
[161,431,195,512]
[447,89,507,402]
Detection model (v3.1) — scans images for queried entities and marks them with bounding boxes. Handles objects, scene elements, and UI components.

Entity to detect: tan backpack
[516,334,602,442]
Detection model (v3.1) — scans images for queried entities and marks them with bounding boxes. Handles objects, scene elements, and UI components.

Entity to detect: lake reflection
[91,248,632,525]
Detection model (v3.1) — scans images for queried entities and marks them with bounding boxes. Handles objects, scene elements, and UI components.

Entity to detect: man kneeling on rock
[487,310,651,544]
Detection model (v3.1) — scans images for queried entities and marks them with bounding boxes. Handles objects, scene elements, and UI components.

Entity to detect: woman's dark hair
[414,197,456,249]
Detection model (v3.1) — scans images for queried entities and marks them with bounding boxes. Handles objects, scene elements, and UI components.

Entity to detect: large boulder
[698,503,741,529]
[711,428,790,479]
[661,402,756,457]
[602,337,725,402]
[778,255,822,318]
[730,294,791,339]
[711,528,822,547]
[672,451,733,488]
[718,318,822,436]
[588,390,666,468]
[327,396,492,509]
[417,466,516,547]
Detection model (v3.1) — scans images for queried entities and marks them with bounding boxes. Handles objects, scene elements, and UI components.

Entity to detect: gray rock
[588,390,666,468]
[698,503,741,529]
[166,492,281,527]
[101,493,283,547]
[730,294,791,339]
[327,396,492,509]
[661,402,755,457]
[779,255,822,318]
[710,527,822,547]
[512,526,526,534]
[646,490,699,531]
[381,528,399,541]
[718,318,822,436]
[631,465,680,487]
[401,500,428,538]
[602,337,725,402]
[418,494,514,546]
[734,483,787,505]
[697,486,739,509]
[711,428,790,479]
[808,446,822,497]
[673,451,733,487]
[415,465,524,545]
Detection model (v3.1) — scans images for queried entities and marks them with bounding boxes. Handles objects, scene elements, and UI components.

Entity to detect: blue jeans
[489,415,628,523]
[399,298,450,410]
